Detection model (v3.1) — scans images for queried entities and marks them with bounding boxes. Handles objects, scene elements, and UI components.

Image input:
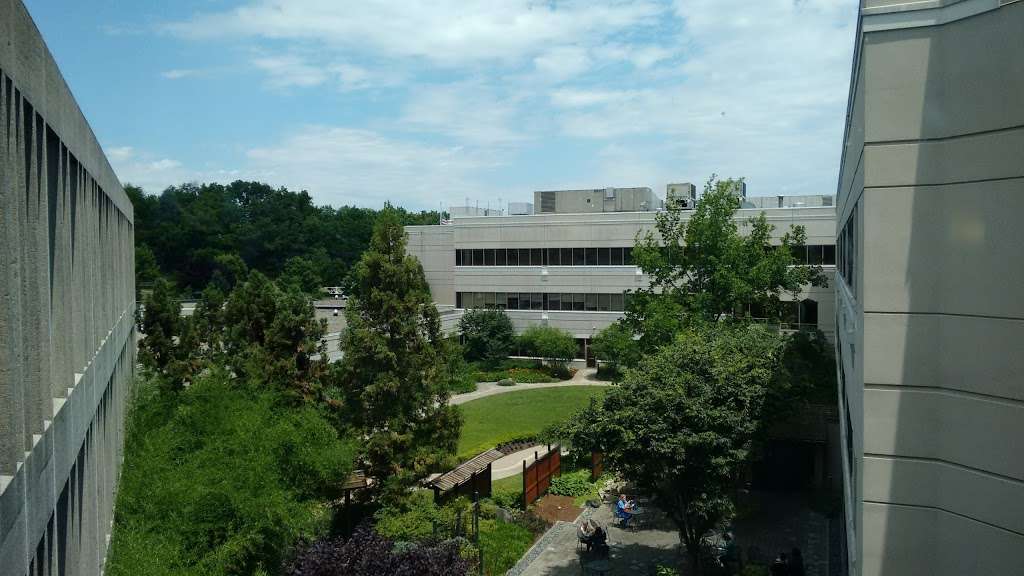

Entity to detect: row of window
[457,291,629,312]
[789,244,836,266]
[456,247,634,267]
[837,205,857,296]
[455,244,836,267]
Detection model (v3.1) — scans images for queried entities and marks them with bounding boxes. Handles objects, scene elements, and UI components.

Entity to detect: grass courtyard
[456,385,607,460]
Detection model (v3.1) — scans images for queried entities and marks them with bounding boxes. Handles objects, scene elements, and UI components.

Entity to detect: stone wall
[0,1,136,575]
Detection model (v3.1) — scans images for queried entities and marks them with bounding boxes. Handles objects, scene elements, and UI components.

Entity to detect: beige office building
[407,188,837,359]
[835,1,1024,574]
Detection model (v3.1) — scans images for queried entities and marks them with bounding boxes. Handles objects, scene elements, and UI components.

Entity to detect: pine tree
[137,278,182,380]
[336,206,461,501]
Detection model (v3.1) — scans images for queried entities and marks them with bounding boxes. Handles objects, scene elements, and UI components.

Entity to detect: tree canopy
[126,181,441,291]
[549,324,785,575]
[626,175,827,351]
[458,308,517,363]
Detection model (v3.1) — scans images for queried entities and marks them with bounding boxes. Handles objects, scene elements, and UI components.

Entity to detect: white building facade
[835,1,1024,574]
[407,189,837,361]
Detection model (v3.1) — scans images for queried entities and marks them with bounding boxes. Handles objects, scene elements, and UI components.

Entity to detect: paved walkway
[492,444,548,480]
[449,367,611,406]
[512,495,680,576]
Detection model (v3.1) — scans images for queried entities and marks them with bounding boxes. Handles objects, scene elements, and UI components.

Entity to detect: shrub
[656,566,681,576]
[518,325,576,371]
[284,523,470,576]
[490,490,523,511]
[459,309,516,363]
[548,470,592,498]
[590,321,641,378]
[107,374,355,576]
[740,565,770,576]
[478,519,534,575]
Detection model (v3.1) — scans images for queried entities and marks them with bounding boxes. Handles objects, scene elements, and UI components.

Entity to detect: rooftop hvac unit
[540,191,556,213]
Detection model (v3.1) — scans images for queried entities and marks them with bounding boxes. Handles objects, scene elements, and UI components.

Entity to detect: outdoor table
[627,507,646,530]
[582,559,611,575]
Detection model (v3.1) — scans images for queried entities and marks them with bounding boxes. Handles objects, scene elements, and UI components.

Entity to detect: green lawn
[457,385,606,459]
[492,473,522,494]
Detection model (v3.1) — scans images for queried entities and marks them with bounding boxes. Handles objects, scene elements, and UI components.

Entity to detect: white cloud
[166,1,665,69]
[550,88,646,108]
[533,46,591,81]
[252,55,330,88]
[400,82,528,145]
[106,146,237,194]
[245,125,502,207]
[550,0,857,196]
[161,68,200,80]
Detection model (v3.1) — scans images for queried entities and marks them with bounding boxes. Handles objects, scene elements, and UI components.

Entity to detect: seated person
[590,524,609,557]
[615,494,634,526]
[577,520,596,550]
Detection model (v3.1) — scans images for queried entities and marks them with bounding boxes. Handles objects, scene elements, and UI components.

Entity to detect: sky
[24,0,858,212]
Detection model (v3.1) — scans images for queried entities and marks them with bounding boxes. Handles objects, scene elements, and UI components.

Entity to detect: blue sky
[24,1,857,211]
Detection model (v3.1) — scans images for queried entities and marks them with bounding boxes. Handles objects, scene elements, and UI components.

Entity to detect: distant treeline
[127,181,441,292]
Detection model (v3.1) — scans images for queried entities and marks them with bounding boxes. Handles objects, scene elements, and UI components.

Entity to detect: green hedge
[107,372,354,576]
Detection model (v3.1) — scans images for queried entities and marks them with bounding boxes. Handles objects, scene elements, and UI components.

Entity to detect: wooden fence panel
[522,445,561,508]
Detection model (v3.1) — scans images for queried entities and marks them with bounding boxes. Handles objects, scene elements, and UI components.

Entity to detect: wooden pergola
[425,449,504,502]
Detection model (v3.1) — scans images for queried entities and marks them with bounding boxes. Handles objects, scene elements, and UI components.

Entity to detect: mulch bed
[532,495,582,523]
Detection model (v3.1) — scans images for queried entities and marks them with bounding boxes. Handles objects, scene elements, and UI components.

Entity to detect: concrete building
[835,1,1024,574]
[0,2,135,575]
[407,187,837,361]
[533,187,663,214]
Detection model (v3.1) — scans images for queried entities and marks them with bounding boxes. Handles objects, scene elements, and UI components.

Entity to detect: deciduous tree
[550,324,785,575]
[458,308,516,363]
[626,175,826,350]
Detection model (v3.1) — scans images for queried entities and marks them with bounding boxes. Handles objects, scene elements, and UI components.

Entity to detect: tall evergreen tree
[136,278,182,383]
[336,206,461,501]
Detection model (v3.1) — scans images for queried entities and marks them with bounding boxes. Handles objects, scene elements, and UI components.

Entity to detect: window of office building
[458,291,629,311]
[455,246,643,267]
[532,292,544,310]
[547,248,560,266]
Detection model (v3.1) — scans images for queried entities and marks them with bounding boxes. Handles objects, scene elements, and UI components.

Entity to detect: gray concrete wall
[0,1,135,575]
[836,1,1024,574]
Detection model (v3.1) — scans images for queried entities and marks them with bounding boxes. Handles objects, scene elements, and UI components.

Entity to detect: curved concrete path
[491,444,549,480]
[449,367,612,406]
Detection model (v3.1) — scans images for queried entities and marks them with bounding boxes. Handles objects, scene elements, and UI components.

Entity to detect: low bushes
[372,490,536,576]
[107,373,355,576]
[548,470,592,497]
[468,359,570,384]
[285,523,470,576]
[478,519,534,575]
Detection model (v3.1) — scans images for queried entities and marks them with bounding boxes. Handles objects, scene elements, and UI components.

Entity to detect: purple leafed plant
[285,523,471,576]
